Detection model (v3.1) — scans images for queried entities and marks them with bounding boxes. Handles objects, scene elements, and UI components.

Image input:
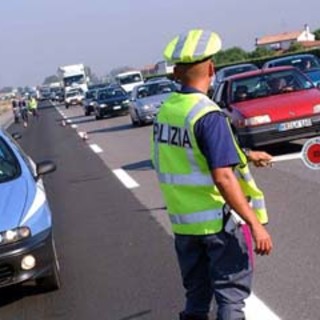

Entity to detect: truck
[57,64,89,94]
[154,60,174,76]
[114,70,144,94]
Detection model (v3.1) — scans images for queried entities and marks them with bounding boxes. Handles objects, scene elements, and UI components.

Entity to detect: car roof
[218,63,257,71]
[226,66,297,80]
[264,53,317,64]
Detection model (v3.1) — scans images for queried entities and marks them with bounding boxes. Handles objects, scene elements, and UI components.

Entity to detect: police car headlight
[142,105,151,110]
[100,104,107,108]
[0,227,31,245]
[313,104,320,113]
[89,102,95,106]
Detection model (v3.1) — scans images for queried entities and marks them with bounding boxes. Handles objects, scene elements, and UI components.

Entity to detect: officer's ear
[208,60,215,78]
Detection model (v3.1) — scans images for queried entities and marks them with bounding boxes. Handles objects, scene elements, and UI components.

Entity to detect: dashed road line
[71,124,78,129]
[89,144,103,153]
[113,169,139,189]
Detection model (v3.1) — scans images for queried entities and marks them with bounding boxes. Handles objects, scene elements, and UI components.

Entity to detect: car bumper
[139,110,157,123]
[237,116,320,147]
[0,229,54,288]
[84,104,94,112]
[100,104,129,116]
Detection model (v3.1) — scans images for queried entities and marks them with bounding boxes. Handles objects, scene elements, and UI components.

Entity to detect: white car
[64,89,84,109]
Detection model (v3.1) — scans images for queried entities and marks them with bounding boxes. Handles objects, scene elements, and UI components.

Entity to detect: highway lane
[1,103,184,320]
[0,100,320,320]
[56,102,320,320]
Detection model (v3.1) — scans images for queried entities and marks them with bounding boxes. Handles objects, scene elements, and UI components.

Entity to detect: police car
[0,129,60,291]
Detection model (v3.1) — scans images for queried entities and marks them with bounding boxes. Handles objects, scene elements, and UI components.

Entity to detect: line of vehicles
[63,53,320,150]
[1,52,320,295]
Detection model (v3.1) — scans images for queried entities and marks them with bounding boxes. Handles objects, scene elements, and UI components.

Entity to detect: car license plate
[113,106,121,110]
[278,118,312,131]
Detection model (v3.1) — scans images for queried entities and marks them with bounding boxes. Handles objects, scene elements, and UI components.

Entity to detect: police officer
[151,29,273,320]
[28,96,39,118]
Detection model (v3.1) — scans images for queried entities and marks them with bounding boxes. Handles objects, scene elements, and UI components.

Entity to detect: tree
[287,42,305,53]
[249,46,276,59]
[313,28,320,40]
[214,47,248,65]
[43,75,59,85]
[85,66,99,84]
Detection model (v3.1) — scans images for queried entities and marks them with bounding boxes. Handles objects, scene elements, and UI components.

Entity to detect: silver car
[129,80,177,126]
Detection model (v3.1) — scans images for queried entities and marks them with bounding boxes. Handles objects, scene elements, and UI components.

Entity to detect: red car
[213,66,320,148]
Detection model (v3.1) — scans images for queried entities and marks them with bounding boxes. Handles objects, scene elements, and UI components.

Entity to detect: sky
[0,0,319,87]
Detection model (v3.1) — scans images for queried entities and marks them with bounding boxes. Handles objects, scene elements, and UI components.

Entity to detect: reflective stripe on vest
[169,208,222,225]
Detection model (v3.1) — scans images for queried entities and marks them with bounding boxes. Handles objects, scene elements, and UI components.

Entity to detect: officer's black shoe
[179,311,209,320]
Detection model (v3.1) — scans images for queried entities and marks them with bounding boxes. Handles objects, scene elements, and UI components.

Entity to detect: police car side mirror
[36,161,56,178]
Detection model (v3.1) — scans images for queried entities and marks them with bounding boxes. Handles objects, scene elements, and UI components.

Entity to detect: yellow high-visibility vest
[151,92,268,235]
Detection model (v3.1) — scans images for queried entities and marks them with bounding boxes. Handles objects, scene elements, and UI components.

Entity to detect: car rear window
[0,137,21,183]
[98,88,127,100]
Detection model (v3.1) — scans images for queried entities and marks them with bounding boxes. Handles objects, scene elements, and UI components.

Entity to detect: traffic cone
[82,132,89,140]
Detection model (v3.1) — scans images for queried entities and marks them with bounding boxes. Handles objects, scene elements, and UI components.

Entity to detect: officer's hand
[247,151,272,168]
[251,223,273,255]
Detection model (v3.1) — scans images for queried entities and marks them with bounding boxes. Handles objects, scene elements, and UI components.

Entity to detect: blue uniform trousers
[175,225,253,320]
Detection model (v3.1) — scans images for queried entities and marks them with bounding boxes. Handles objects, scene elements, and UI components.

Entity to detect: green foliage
[248,47,277,59]
[43,75,59,85]
[287,42,305,53]
[313,29,320,40]
[214,47,248,65]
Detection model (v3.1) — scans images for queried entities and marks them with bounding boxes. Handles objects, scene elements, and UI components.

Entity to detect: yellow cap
[163,29,222,64]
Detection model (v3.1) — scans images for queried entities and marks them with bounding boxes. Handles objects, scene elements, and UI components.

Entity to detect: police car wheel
[36,240,61,291]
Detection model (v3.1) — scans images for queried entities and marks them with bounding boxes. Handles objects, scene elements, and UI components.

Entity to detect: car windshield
[305,69,320,84]
[230,69,314,103]
[136,82,176,98]
[64,75,85,87]
[66,91,80,97]
[98,88,127,100]
[0,137,20,183]
[272,56,320,72]
[117,74,142,85]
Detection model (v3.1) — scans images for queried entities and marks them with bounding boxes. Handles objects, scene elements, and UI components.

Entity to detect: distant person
[28,96,39,118]
[302,60,312,71]
[268,77,293,94]
[12,98,20,123]
[234,85,248,101]
[19,98,29,127]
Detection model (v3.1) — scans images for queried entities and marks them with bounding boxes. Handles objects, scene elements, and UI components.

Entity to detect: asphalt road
[2,101,320,319]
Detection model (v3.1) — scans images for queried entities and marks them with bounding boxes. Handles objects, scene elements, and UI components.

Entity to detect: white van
[115,71,144,94]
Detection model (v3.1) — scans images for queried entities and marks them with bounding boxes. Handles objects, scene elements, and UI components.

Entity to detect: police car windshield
[0,137,20,183]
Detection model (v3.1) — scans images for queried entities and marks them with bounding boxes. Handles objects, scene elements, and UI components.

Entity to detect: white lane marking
[89,144,103,153]
[113,169,139,189]
[244,293,281,320]
[71,124,78,129]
